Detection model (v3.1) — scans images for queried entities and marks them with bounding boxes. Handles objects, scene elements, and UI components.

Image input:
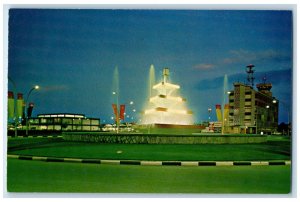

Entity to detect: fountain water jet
[148,64,156,98]
[112,66,120,133]
[222,74,229,134]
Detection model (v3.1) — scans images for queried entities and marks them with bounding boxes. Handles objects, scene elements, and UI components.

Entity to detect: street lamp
[25,85,40,136]
[273,99,290,136]
[208,107,212,123]
[122,100,137,132]
[128,100,136,122]
[112,91,120,133]
[255,105,270,135]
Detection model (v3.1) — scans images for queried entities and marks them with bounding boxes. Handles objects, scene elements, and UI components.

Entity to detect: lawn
[7,158,291,193]
[6,136,292,193]
[7,136,291,161]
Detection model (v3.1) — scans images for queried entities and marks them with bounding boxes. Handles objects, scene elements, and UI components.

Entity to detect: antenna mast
[246,64,255,87]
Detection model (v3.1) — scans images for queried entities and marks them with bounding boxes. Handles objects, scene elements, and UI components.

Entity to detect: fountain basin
[135,123,204,135]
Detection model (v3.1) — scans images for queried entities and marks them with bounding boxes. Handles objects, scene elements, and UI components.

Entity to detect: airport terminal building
[28,113,101,131]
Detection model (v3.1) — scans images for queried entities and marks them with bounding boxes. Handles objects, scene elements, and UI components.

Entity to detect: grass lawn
[7,158,291,193]
[7,136,291,161]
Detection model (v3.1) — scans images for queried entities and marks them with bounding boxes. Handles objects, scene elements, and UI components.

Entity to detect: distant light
[130,101,134,105]
[133,109,136,112]
[111,116,114,120]
[227,91,231,94]
[112,91,116,95]
[266,105,270,109]
[35,85,40,90]
[272,100,277,103]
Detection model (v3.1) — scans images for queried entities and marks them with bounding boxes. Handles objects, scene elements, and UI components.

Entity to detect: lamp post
[208,108,212,122]
[8,76,17,137]
[255,105,269,135]
[25,85,39,136]
[255,109,258,135]
[112,91,120,133]
[129,101,137,123]
[273,99,290,136]
[124,100,136,132]
[255,111,258,135]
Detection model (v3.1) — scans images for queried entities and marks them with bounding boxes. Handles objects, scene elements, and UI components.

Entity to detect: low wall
[7,130,62,137]
[62,132,267,144]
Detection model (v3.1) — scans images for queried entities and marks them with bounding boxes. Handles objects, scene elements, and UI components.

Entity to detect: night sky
[7,9,293,124]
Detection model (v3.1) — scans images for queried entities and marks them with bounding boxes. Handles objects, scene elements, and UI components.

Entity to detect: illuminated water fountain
[64,66,267,141]
[142,67,194,125]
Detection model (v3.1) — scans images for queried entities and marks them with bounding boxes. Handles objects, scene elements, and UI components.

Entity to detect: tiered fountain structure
[138,67,201,134]
[142,68,193,125]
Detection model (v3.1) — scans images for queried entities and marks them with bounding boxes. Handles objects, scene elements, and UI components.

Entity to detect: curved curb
[7,154,291,167]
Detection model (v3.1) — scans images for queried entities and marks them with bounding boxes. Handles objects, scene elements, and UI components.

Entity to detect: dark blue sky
[8,9,293,124]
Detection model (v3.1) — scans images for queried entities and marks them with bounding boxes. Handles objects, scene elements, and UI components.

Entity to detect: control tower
[256,75,273,97]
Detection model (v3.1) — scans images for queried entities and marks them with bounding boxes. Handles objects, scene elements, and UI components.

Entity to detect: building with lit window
[28,113,100,131]
[226,82,278,134]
